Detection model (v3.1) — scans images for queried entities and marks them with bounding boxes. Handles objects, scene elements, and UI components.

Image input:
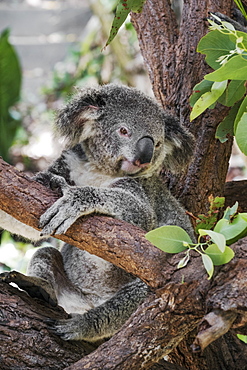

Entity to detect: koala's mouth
[120,159,150,175]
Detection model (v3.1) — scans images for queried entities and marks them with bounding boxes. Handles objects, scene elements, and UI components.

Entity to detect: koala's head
[55,84,194,177]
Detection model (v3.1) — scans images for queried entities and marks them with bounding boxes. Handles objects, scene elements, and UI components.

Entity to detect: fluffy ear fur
[163,113,195,172]
[54,88,106,147]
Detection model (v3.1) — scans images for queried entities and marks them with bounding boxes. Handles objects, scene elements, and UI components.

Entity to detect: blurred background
[0,0,246,271]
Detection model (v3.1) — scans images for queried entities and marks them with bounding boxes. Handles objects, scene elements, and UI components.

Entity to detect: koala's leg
[27,246,96,314]
[49,279,149,342]
[0,268,57,307]
[0,246,78,308]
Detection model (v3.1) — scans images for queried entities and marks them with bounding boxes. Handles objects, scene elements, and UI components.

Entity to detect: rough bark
[0,282,94,370]
[224,180,247,212]
[0,158,247,369]
[131,0,234,217]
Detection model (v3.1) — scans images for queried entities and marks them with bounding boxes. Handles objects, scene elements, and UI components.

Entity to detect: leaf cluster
[190,13,247,155]
[104,0,146,47]
[146,200,247,279]
[195,195,225,232]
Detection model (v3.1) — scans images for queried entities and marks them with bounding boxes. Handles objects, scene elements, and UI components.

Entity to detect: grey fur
[0,84,194,342]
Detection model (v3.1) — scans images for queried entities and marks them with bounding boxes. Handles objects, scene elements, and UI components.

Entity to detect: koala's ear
[54,88,106,147]
[163,114,195,172]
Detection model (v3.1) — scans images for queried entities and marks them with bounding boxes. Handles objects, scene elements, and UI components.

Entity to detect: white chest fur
[64,151,119,187]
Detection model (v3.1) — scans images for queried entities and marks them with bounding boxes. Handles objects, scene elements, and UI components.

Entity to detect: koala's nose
[134,136,154,167]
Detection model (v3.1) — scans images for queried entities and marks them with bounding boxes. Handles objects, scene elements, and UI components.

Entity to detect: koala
[0,84,194,342]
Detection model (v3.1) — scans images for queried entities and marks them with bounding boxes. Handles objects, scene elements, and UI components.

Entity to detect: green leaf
[223,202,239,220]
[215,101,242,143]
[234,95,247,132]
[235,112,247,155]
[202,254,214,279]
[214,213,247,244]
[199,229,226,252]
[105,0,146,47]
[145,225,192,254]
[205,55,247,81]
[131,0,146,12]
[218,80,246,107]
[197,30,236,69]
[205,244,234,265]
[190,80,214,107]
[237,334,247,343]
[190,80,228,121]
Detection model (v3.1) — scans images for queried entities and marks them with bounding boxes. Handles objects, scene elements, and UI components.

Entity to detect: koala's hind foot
[48,279,149,342]
[0,270,58,307]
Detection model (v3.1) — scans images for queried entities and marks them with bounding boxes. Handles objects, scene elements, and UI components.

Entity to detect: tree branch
[0,157,169,288]
[1,157,247,369]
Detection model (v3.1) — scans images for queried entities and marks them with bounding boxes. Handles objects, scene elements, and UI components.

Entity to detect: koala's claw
[49,175,69,192]
[39,188,86,236]
[49,318,80,341]
[48,314,90,341]
[39,206,78,236]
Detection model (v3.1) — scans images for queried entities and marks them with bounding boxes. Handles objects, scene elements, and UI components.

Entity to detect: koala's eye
[155,141,162,148]
[118,127,130,137]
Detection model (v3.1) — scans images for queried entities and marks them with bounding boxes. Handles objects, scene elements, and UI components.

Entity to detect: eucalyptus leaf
[214,213,247,244]
[235,112,247,155]
[199,229,226,252]
[218,80,246,107]
[205,55,247,82]
[145,225,192,254]
[205,244,234,265]
[105,0,146,47]
[223,202,239,220]
[237,334,247,344]
[202,254,214,279]
[215,101,242,143]
[197,30,236,69]
[190,80,214,107]
[234,95,247,132]
[190,80,227,121]
[131,0,146,12]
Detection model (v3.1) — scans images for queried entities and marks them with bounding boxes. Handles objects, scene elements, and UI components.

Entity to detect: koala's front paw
[48,174,69,192]
[34,173,68,194]
[49,314,91,341]
[39,188,89,236]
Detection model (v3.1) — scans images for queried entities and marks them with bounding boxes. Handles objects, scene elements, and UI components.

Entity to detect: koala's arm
[39,175,156,236]
[51,279,149,341]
